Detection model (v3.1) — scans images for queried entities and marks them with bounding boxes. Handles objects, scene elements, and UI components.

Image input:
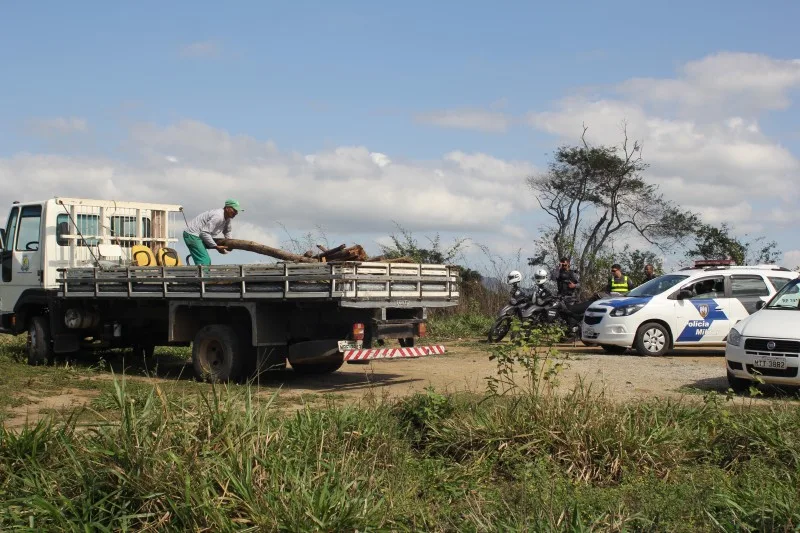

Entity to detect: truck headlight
[727,328,742,346]
[610,304,645,317]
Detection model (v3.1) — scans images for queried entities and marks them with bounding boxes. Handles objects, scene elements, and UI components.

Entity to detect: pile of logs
[215,239,413,263]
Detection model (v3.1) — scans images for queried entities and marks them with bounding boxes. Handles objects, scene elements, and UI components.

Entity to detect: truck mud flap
[344,345,446,363]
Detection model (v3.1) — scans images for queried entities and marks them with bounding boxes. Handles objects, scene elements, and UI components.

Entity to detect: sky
[1,1,799,275]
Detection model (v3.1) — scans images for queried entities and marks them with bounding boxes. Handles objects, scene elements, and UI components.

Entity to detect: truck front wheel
[27,316,53,366]
[192,325,242,382]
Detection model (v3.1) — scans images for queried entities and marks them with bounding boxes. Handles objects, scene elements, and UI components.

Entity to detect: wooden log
[215,238,317,263]
[315,244,346,259]
[326,245,367,262]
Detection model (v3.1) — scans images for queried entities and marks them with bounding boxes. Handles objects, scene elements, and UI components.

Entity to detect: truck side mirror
[0,228,5,249]
[56,221,70,246]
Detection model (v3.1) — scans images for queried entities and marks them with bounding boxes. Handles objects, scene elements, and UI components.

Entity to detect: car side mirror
[677,289,693,300]
[755,300,765,311]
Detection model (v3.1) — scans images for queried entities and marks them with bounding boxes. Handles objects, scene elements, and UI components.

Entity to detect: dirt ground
[2,341,776,428]
[268,342,732,405]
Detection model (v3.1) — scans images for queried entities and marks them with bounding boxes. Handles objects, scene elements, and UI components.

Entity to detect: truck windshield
[627,274,689,297]
[766,278,800,310]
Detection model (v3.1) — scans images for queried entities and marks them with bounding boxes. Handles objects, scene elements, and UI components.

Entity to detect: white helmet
[507,270,522,285]
[533,268,549,285]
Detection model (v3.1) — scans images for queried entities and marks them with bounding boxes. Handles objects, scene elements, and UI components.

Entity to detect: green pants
[183,231,212,266]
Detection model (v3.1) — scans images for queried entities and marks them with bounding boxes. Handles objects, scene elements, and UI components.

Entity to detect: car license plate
[582,324,595,337]
[753,357,786,370]
[338,340,363,352]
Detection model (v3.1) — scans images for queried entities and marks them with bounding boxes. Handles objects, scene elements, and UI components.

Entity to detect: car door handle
[714,307,723,310]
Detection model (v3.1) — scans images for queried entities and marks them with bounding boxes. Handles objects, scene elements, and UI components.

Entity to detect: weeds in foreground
[3,330,800,530]
[1,369,800,529]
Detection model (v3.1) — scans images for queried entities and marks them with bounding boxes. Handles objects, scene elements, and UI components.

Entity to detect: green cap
[224,199,243,212]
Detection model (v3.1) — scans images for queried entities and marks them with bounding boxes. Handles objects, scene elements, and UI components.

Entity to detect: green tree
[617,246,663,286]
[527,125,698,293]
[377,225,466,264]
[685,223,781,265]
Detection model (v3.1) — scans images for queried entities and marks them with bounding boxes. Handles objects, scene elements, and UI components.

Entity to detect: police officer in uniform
[607,263,634,294]
[551,257,580,303]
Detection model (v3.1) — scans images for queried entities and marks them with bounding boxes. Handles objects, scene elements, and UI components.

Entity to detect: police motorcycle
[516,269,612,343]
[487,270,536,342]
[511,269,576,341]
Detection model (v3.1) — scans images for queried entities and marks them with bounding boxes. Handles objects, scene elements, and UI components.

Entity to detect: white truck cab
[0,197,182,332]
[581,260,799,356]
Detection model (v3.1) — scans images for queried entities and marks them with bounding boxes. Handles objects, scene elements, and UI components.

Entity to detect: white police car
[725,276,800,391]
[581,261,799,356]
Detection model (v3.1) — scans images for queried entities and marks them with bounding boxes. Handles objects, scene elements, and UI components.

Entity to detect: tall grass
[3,343,800,530]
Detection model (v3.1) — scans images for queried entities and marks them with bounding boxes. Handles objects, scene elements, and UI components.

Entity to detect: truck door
[0,205,44,313]
[1,206,19,286]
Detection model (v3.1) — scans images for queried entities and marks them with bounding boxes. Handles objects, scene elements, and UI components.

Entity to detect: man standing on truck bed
[183,199,242,265]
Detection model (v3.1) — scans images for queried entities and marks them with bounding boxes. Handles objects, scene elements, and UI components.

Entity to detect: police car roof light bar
[694,259,736,268]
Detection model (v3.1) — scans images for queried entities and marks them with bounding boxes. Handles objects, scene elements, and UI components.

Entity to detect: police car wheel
[634,322,670,357]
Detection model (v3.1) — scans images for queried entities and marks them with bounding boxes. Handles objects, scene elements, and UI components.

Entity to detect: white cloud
[26,117,88,137]
[784,250,800,269]
[414,108,512,133]
[178,40,222,59]
[526,53,800,233]
[0,120,537,245]
[618,52,800,115]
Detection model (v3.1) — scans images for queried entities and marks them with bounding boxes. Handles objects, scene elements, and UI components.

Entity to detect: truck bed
[57,261,460,306]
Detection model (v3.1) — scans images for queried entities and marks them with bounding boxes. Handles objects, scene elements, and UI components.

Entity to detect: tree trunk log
[215,239,317,263]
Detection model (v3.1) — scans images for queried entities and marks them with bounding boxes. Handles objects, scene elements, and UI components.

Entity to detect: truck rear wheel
[288,340,344,375]
[27,316,53,366]
[192,324,242,382]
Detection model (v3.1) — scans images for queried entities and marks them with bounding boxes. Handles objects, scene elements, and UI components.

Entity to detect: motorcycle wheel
[488,316,512,343]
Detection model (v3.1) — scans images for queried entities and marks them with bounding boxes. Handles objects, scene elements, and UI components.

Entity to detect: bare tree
[527,124,698,292]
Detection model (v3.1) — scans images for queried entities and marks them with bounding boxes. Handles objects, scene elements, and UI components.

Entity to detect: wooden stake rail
[57,262,461,302]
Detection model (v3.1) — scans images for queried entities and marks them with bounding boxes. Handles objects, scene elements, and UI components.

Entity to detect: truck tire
[27,316,53,366]
[192,324,243,382]
[292,358,344,375]
[288,340,344,375]
[634,322,671,357]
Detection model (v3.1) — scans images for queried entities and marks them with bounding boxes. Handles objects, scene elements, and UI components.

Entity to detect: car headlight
[610,304,645,317]
[727,328,742,346]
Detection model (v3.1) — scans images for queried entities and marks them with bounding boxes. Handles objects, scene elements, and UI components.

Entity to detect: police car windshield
[627,274,689,297]
[766,278,800,310]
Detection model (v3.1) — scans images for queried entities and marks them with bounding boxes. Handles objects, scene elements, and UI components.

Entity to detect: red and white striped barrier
[343,345,446,362]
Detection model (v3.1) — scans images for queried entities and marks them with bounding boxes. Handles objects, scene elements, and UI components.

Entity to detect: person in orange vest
[607,263,634,294]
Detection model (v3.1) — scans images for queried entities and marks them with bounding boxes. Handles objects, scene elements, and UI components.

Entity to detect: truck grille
[744,339,800,354]
[584,315,603,326]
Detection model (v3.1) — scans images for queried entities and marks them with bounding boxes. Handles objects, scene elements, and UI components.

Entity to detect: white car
[581,264,798,356]
[725,276,800,391]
